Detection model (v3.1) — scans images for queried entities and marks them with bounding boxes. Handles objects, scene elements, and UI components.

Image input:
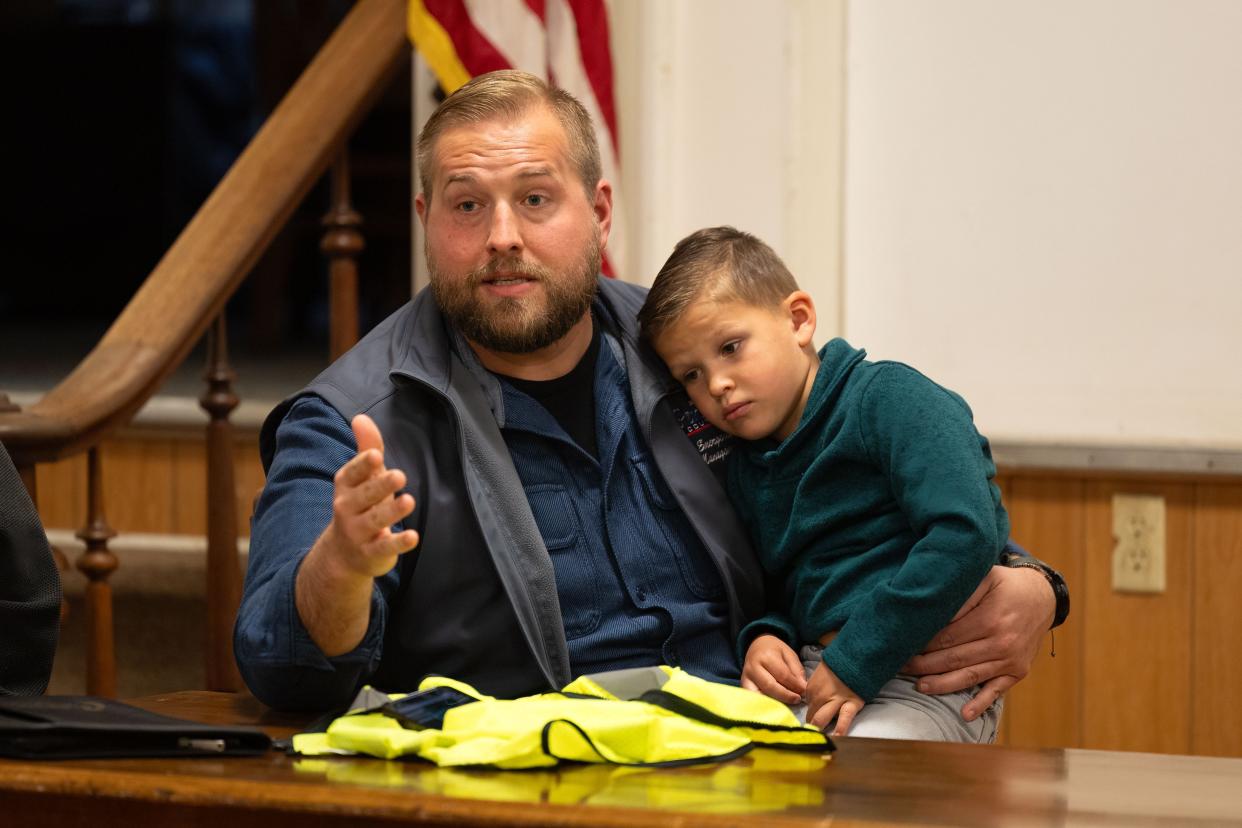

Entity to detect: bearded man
[235,71,1066,714]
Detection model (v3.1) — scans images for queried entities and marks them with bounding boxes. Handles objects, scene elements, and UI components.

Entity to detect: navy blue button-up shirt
[498,334,737,684]
[237,338,740,698]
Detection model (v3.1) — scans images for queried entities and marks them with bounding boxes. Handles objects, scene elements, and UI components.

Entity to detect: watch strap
[1003,554,1070,629]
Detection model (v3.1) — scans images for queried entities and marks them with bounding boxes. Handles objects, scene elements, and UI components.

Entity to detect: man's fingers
[961,674,1016,722]
[352,469,409,513]
[363,528,421,560]
[362,493,415,536]
[946,569,995,622]
[913,658,1006,696]
[906,631,1009,678]
[337,469,408,517]
[373,492,415,531]
[339,414,389,494]
[337,447,385,490]
[341,528,419,579]
[921,568,1005,651]
[352,414,385,457]
[919,612,991,658]
[338,492,415,547]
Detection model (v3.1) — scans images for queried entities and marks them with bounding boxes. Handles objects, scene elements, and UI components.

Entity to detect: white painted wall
[610,0,846,333]
[411,2,848,335]
[845,0,1242,449]
[409,0,1241,452]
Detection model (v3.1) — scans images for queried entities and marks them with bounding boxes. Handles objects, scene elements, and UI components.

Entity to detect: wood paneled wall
[1192,484,1242,757]
[34,430,265,539]
[32,440,1242,758]
[996,476,1086,751]
[996,470,1242,758]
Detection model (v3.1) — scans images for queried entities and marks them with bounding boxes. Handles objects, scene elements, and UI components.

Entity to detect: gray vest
[260,278,762,698]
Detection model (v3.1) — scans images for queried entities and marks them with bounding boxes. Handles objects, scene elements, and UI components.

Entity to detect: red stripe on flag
[564,0,618,154]
[523,0,547,24]
[423,0,513,77]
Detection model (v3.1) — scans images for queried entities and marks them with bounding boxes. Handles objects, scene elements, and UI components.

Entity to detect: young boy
[638,227,1008,742]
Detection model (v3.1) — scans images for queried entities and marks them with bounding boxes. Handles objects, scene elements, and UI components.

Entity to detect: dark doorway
[1,0,412,400]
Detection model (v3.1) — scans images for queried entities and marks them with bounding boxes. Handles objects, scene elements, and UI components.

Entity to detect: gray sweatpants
[792,644,1003,743]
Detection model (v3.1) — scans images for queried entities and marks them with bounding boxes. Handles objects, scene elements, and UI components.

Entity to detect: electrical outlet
[1111,493,1166,594]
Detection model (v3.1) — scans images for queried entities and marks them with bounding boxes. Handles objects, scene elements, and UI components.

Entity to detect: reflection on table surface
[291,749,830,816]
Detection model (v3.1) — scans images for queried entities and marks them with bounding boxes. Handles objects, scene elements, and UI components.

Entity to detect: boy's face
[653,294,818,442]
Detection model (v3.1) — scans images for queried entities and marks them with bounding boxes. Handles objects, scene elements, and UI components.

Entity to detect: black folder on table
[0,695,272,759]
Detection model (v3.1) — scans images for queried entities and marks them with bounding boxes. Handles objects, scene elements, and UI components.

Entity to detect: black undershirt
[503,322,601,460]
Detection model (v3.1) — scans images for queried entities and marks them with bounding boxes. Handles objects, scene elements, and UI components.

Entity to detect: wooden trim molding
[993,440,1242,479]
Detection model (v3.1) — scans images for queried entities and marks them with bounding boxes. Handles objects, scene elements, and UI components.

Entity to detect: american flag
[407,0,627,278]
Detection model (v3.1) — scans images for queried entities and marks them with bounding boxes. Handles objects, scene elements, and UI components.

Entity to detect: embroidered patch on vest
[670,394,735,469]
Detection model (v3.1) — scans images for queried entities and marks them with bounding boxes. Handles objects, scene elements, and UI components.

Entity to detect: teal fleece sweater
[729,338,1008,702]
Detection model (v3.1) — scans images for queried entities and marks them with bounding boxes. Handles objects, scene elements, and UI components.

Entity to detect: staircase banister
[0,0,409,468]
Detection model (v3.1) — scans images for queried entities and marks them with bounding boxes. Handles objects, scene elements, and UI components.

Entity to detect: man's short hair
[416,70,602,202]
[639,226,801,342]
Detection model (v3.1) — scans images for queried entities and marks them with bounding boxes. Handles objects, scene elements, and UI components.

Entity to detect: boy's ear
[784,291,817,348]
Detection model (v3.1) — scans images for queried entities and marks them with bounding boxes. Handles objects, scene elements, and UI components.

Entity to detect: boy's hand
[805,661,865,735]
[741,634,807,704]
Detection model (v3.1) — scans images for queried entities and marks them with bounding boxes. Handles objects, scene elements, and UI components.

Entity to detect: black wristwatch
[1003,554,1070,630]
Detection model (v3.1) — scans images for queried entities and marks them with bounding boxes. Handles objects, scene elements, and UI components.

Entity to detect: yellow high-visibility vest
[293,666,832,769]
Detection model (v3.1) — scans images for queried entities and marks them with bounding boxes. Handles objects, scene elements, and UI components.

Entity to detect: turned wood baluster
[321,152,365,360]
[201,313,243,691]
[76,447,117,696]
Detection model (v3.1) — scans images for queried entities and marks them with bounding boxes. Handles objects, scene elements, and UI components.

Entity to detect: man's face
[416,105,612,354]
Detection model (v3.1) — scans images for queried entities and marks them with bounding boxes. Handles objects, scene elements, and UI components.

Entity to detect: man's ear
[785,291,818,348]
[593,179,613,250]
[415,192,428,227]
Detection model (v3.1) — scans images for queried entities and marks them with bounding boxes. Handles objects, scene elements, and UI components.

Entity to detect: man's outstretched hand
[321,414,420,578]
[295,414,419,656]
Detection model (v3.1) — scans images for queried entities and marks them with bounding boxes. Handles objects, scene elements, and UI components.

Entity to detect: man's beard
[428,235,601,354]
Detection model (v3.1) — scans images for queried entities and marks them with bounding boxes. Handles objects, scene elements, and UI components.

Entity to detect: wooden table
[1,692,1239,826]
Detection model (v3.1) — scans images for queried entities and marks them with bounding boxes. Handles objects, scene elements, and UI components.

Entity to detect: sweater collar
[748,337,868,460]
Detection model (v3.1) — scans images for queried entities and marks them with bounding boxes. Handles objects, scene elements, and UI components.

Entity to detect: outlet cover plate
[1112,493,1166,594]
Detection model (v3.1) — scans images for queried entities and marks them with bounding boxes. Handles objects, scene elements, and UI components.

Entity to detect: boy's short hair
[417,70,601,203]
[639,226,800,342]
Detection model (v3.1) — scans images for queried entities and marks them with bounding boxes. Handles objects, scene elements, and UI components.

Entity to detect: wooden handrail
[0,0,408,467]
